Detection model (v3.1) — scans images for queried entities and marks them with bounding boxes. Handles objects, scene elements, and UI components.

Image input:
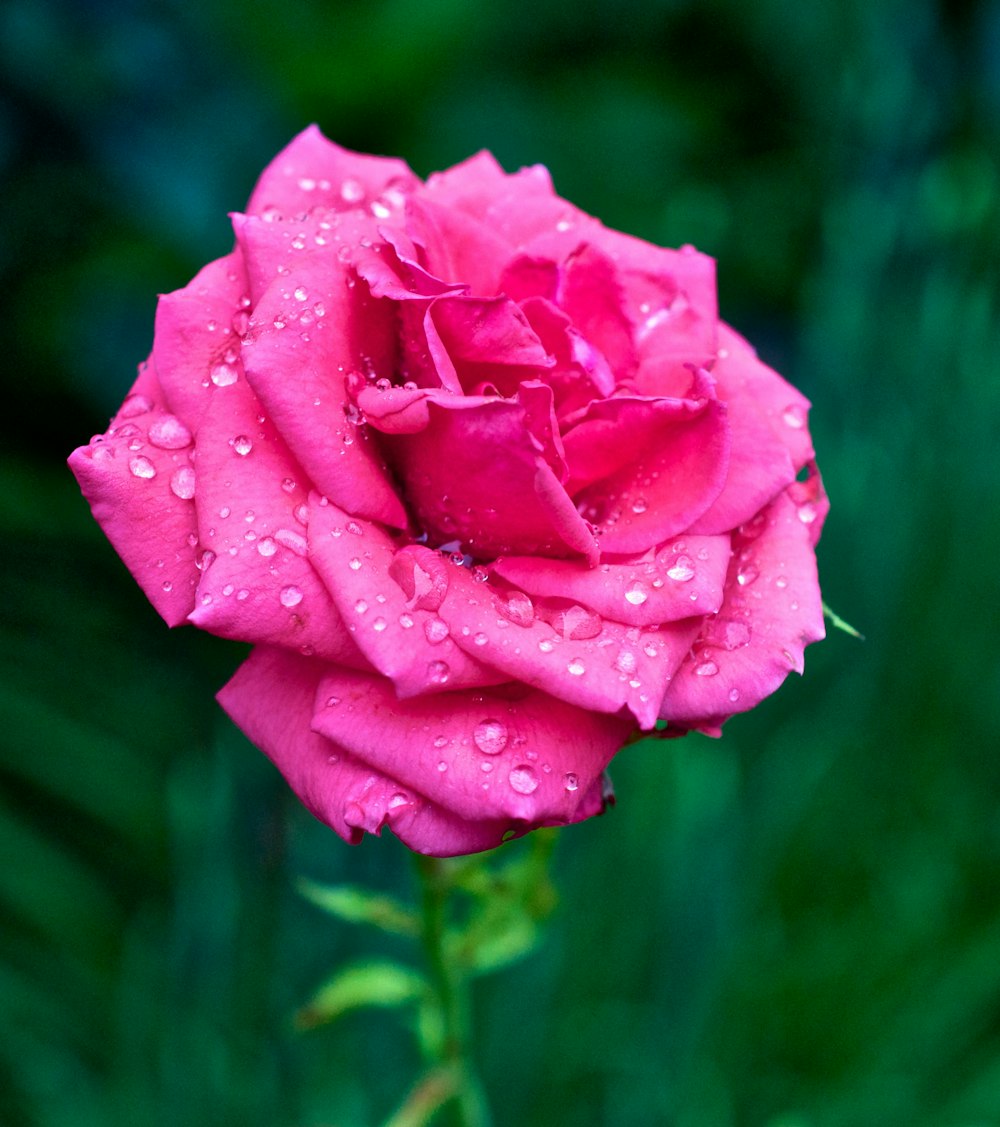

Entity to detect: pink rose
[69,126,826,856]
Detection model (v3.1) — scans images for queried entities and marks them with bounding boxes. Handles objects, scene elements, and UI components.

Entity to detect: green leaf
[297,877,421,937]
[295,959,430,1030]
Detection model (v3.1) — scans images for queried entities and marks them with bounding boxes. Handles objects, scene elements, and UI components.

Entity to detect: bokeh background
[3,0,999,1124]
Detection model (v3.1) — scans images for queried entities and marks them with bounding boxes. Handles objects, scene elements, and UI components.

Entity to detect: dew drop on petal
[232,435,253,456]
[798,502,818,524]
[508,765,539,795]
[279,585,303,608]
[348,557,362,571]
[398,613,414,629]
[211,362,239,387]
[728,688,741,703]
[148,416,193,449]
[424,617,449,644]
[624,583,648,606]
[694,660,719,676]
[169,466,196,499]
[567,657,586,676]
[667,556,695,582]
[473,631,489,647]
[372,617,387,633]
[782,404,806,428]
[614,647,638,675]
[427,660,450,684]
[388,792,408,809]
[129,455,156,479]
[538,638,555,653]
[564,772,579,792]
[257,537,277,557]
[737,564,759,586]
[473,719,508,755]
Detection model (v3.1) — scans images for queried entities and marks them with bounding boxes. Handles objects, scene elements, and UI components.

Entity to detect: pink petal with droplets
[152,251,250,430]
[660,488,826,735]
[690,323,816,534]
[307,497,505,695]
[67,364,201,626]
[245,125,419,220]
[311,667,631,826]
[185,377,367,666]
[217,647,515,857]
[563,369,730,553]
[234,211,407,528]
[492,533,731,627]
[420,546,700,727]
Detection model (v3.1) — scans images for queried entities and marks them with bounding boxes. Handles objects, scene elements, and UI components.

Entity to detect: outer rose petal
[234,211,407,528]
[660,489,825,736]
[690,323,815,534]
[68,364,201,626]
[422,547,701,727]
[152,251,250,430]
[185,379,367,666]
[311,667,631,826]
[217,647,514,856]
[564,369,731,553]
[491,533,731,628]
[246,125,419,220]
[307,497,505,695]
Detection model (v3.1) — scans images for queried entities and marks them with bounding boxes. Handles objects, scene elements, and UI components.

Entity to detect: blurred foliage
[2,0,999,1124]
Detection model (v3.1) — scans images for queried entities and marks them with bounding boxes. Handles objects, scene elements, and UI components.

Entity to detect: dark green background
[3,0,999,1124]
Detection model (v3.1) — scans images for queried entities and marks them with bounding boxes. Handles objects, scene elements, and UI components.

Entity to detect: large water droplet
[148,416,193,449]
[782,404,806,429]
[474,719,508,755]
[340,178,365,203]
[496,590,535,627]
[736,564,759,586]
[567,657,586,676]
[508,764,539,795]
[797,502,818,524]
[564,772,579,792]
[169,466,196,499]
[211,362,239,387]
[427,660,450,684]
[614,647,638,675]
[667,556,695,582]
[232,435,253,456]
[280,585,303,607]
[424,617,449,644]
[624,583,648,606]
[129,455,156,479]
[694,660,719,676]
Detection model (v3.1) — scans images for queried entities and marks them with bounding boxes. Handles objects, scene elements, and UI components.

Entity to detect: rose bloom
[69,127,826,856]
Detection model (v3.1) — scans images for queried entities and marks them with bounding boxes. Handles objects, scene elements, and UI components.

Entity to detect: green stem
[413,855,492,1127]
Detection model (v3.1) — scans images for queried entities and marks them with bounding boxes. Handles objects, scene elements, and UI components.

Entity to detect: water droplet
[162,580,173,592]
[694,660,719,676]
[437,760,448,772]
[293,286,308,301]
[782,404,806,428]
[798,502,818,524]
[473,631,489,647]
[631,497,648,514]
[129,455,156,479]
[564,772,579,792]
[219,506,231,519]
[280,585,303,607]
[567,658,586,676]
[354,599,368,614]
[509,765,539,795]
[614,647,638,675]
[427,660,450,684]
[388,792,408,809]
[667,556,695,582]
[624,583,648,606]
[231,311,250,336]
[169,466,196,499]
[424,617,449,644]
[340,178,364,203]
[642,641,659,657]
[232,435,253,456]
[281,477,297,493]
[211,362,238,387]
[474,719,508,755]
[775,575,789,589]
[709,619,752,650]
[119,394,154,419]
[728,688,741,703]
[737,564,759,586]
[538,638,556,653]
[348,557,362,571]
[496,590,535,626]
[398,613,414,629]
[257,537,277,557]
[433,735,448,749]
[148,416,193,449]
[553,604,603,640]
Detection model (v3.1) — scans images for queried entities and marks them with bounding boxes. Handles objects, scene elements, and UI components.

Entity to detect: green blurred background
[3,0,999,1124]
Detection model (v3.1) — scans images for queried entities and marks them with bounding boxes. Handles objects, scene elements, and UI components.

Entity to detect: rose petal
[246,124,419,220]
[185,378,367,666]
[564,369,731,553]
[234,211,408,528]
[690,323,815,534]
[383,382,598,562]
[557,242,636,381]
[217,647,513,856]
[420,547,700,727]
[408,195,516,295]
[660,488,826,735]
[68,364,201,626]
[311,668,631,825]
[307,497,505,695]
[492,533,731,627]
[152,251,250,430]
